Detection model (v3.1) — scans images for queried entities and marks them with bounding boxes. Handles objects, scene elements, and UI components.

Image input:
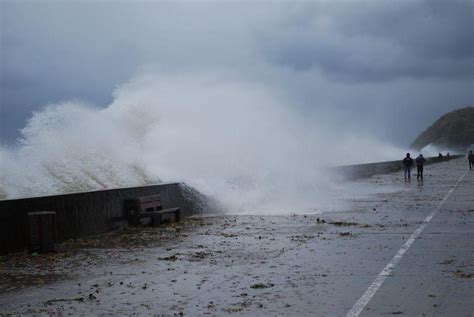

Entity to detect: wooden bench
[126,194,180,226]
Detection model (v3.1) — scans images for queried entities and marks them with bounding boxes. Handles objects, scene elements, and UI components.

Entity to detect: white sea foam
[0,73,405,212]
[419,143,457,157]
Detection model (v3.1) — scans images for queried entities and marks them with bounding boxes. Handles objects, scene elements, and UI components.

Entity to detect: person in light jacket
[416,154,426,180]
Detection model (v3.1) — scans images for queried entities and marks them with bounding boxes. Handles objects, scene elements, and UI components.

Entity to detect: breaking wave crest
[0,74,404,213]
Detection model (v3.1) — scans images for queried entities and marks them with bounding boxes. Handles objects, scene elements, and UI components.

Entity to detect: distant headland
[411,106,474,151]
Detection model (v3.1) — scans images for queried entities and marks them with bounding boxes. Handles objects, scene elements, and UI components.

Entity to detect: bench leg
[151,214,161,226]
[133,214,141,226]
[175,210,181,222]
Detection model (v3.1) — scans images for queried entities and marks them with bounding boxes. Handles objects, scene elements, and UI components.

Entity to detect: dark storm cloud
[0,0,473,146]
[258,0,474,81]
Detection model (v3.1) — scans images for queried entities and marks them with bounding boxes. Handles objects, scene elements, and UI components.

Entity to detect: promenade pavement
[0,158,472,316]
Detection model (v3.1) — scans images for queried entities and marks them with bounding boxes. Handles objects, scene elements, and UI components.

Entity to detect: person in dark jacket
[403,153,414,180]
[416,154,426,180]
[469,151,474,170]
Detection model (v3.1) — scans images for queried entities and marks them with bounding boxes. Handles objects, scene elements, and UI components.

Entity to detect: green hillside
[411,106,474,151]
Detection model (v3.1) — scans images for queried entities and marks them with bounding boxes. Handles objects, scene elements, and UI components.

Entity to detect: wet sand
[1,158,473,316]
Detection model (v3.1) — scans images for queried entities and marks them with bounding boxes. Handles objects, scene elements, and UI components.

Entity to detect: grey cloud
[0,0,473,146]
[257,0,474,81]
[339,0,474,60]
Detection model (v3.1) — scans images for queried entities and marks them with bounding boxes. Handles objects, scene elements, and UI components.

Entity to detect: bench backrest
[138,195,163,213]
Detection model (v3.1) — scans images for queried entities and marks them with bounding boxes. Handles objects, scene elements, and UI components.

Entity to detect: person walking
[469,150,474,170]
[403,153,414,180]
[416,154,426,180]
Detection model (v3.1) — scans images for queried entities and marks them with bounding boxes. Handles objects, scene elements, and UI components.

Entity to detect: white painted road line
[346,169,470,317]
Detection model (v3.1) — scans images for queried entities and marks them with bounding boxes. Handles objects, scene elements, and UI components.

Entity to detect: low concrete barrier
[335,155,462,180]
[0,156,462,254]
[0,183,214,255]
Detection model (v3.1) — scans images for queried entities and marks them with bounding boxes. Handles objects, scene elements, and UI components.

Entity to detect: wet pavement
[0,158,473,316]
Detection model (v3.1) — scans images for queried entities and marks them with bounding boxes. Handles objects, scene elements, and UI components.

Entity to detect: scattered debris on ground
[158,255,179,261]
[453,270,474,279]
[338,232,352,237]
[250,283,273,289]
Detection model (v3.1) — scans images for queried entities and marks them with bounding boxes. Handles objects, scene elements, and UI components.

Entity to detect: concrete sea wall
[0,155,462,254]
[335,155,462,180]
[0,183,211,255]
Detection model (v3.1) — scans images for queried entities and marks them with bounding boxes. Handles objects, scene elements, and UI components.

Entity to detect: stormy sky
[1,0,473,146]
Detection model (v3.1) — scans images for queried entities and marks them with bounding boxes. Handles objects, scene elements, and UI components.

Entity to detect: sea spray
[0,73,404,213]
